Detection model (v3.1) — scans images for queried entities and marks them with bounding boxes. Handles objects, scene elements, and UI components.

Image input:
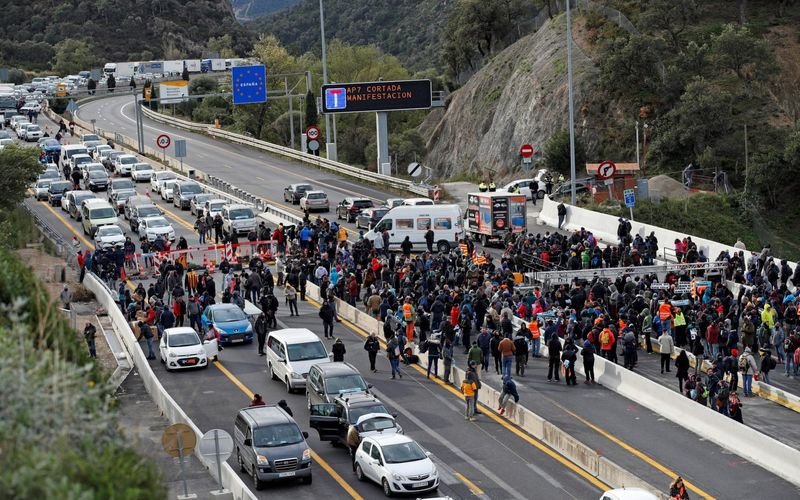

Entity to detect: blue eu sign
[325,87,347,111]
[232,65,267,105]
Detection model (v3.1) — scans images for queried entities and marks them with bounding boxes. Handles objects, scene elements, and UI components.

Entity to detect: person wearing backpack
[738,347,759,397]
[622,327,637,371]
[759,348,776,384]
[599,326,615,360]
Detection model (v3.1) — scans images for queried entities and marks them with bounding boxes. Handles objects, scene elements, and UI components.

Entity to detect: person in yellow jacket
[761,304,776,331]
[478,181,488,192]
[337,225,347,244]
[673,308,688,347]
[461,370,478,421]
[402,298,416,342]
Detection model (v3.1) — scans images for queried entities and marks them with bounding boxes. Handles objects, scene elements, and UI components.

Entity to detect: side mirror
[302,432,309,439]
[392,413,398,419]
[243,438,252,446]
[367,384,373,390]
[425,451,432,457]
[328,352,334,359]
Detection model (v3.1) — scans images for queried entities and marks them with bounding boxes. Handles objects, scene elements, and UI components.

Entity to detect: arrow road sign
[156,134,171,149]
[596,160,617,179]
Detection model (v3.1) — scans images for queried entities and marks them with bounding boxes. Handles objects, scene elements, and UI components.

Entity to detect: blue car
[40,138,61,162]
[200,304,254,346]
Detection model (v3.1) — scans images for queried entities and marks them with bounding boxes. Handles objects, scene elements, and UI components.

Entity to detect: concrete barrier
[83,274,257,500]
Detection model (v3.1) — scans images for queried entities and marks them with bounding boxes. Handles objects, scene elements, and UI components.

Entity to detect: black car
[173,181,203,210]
[283,183,313,204]
[47,180,72,206]
[337,197,375,223]
[355,207,389,230]
[84,170,109,192]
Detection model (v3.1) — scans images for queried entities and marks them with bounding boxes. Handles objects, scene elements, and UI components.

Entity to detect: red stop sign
[520,144,534,158]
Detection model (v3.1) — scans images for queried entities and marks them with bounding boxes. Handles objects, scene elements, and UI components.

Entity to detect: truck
[162,60,183,75]
[183,59,201,73]
[138,61,164,75]
[104,62,136,79]
[465,191,527,246]
[0,90,17,125]
[201,58,226,73]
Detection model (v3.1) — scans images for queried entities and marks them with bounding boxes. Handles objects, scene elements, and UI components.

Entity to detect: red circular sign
[596,160,617,179]
[156,134,171,149]
[305,126,321,141]
[519,144,535,158]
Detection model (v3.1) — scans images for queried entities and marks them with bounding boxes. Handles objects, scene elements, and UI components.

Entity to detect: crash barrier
[83,272,256,500]
[291,279,664,497]
[527,261,727,286]
[139,105,431,197]
[257,204,304,228]
[538,195,798,290]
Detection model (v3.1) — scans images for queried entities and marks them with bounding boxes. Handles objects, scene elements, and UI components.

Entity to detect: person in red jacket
[599,326,616,360]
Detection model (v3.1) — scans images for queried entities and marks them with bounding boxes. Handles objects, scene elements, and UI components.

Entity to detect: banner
[160,80,189,104]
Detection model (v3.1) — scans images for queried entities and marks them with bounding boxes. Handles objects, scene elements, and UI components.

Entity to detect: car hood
[165,343,205,357]
[147,226,173,235]
[97,234,125,244]
[287,356,328,376]
[215,318,251,334]
[254,442,307,462]
[383,458,435,477]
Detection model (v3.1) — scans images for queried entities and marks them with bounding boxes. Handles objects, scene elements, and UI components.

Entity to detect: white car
[599,488,659,500]
[113,154,138,176]
[71,153,93,172]
[160,179,177,201]
[159,327,218,371]
[93,144,112,160]
[354,434,439,497]
[0,138,14,148]
[203,199,228,219]
[140,216,176,242]
[16,122,32,138]
[498,170,552,200]
[131,162,154,182]
[80,133,103,150]
[151,170,177,193]
[93,224,126,249]
[299,190,330,212]
[20,102,41,113]
[24,124,43,141]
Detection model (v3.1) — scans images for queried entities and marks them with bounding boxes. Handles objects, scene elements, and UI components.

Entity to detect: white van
[81,199,119,236]
[266,328,331,393]
[222,204,256,237]
[61,144,89,167]
[364,204,463,254]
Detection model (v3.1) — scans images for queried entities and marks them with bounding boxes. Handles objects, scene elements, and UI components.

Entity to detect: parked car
[201,304,254,346]
[299,190,329,213]
[109,189,136,214]
[356,207,389,230]
[33,179,53,200]
[61,189,93,214]
[402,197,434,206]
[203,199,228,219]
[306,362,370,407]
[93,224,126,249]
[140,216,176,242]
[384,198,404,209]
[84,169,110,191]
[129,204,162,233]
[309,392,395,444]
[108,178,135,200]
[47,180,72,206]
[100,149,122,169]
[283,183,313,205]
[68,191,97,220]
[266,328,330,393]
[160,180,177,201]
[337,197,375,223]
[159,327,218,371]
[151,170,177,193]
[23,124,43,142]
[190,193,216,216]
[173,181,203,210]
[80,133,103,151]
[130,162,154,182]
[113,154,138,176]
[354,434,439,496]
[92,144,112,160]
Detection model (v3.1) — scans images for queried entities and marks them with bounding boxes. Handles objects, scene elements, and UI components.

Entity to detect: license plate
[278,471,295,478]
[231,338,244,343]
[186,358,197,365]
[412,481,427,488]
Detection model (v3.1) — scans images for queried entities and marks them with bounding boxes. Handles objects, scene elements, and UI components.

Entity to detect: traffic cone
[208,259,215,273]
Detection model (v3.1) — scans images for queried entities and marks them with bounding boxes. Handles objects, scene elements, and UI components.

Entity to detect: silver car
[33,179,53,200]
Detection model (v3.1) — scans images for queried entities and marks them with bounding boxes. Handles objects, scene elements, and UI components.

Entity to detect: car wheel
[537,189,546,199]
[253,464,264,490]
[237,450,246,472]
[382,478,393,497]
[285,377,293,394]
[269,363,278,381]
[437,241,450,253]
[160,353,165,364]
[355,463,365,482]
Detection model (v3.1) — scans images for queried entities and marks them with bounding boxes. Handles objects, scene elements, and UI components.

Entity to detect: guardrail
[139,105,431,197]
[83,273,257,500]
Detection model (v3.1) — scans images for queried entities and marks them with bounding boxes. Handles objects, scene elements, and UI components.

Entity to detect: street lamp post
[318,0,337,161]
[566,0,577,205]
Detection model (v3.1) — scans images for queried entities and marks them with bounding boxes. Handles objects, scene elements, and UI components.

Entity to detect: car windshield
[40,171,59,179]
[194,194,214,203]
[74,156,91,165]
[115,191,134,201]
[90,208,116,219]
[229,208,253,220]
[308,193,326,199]
[350,404,389,424]
[27,125,40,132]
[97,226,123,236]
[295,184,312,192]
[361,417,396,432]
[163,181,176,189]
[381,441,427,464]
[134,164,151,171]
[36,180,52,188]
[112,180,135,190]
[158,172,176,180]
[212,307,246,322]
[253,424,304,448]
[287,341,327,362]
[119,157,137,164]
[326,374,367,394]
[89,171,107,179]
[147,218,169,228]
[353,200,374,209]
[209,202,225,211]
[373,209,389,219]
[180,183,202,194]
[168,332,199,348]
[75,194,95,205]
[50,181,71,191]
[82,135,100,141]
[138,206,160,217]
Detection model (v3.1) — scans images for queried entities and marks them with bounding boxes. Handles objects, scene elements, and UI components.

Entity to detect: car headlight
[302,448,311,460]
[291,372,304,379]
[256,454,269,466]
[245,324,253,333]
[169,352,177,358]
[392,473,404,481]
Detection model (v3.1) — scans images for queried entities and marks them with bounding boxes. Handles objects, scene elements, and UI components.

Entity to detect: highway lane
[68,99,800,496]
[24,190,605,499]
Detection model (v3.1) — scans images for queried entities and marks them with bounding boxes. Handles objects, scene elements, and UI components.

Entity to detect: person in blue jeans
[498,336,516,379]
[387,334,402,379]
[426,339,441,379]
[739,347,759,397]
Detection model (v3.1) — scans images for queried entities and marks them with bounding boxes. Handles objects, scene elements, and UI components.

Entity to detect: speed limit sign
[156,134,171,149]
[305,126,320,141]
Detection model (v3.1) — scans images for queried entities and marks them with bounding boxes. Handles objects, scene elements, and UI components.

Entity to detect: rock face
[421,15,599,180]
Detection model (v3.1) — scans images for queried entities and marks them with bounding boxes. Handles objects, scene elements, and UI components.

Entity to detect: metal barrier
[527,261,727,285]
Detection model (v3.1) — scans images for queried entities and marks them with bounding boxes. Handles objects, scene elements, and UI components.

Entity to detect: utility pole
[635,121,640,169]
[744,123,749,194]
[566,0,577,205]
[319,0,337,161]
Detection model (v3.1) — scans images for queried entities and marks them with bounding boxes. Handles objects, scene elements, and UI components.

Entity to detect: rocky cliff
[421,14,600,180]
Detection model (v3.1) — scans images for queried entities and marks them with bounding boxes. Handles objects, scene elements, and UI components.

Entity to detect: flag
[472,248,487,266]
[459,242,469,256]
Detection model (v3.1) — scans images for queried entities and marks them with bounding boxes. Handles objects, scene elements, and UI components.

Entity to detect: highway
[29,98,794,498]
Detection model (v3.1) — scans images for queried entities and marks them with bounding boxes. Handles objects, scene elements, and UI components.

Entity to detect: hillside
[0,0,252,71]
[247,0,455,71]
[420,13,600,179]
[230,0,299,20]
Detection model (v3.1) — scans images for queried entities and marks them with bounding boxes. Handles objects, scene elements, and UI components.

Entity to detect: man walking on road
[659,329,674,374]
[739,347,759,397]
[387,333,402,379]
[255,312,268,356]
[547,334,562,382]
[364,333,379,372]
[285,282,299,316]
[426,338,441,379]
[442,339,454,384]
[320,299,335,339]
[498,334,516,379]
[60,285,72,310]
[137,321,156,360]
[83,322,97,358]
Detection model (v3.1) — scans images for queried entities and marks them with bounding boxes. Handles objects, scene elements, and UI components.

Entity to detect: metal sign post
[624,188,635,221]
[162,423,197,499]
[199,429,234,493]
[175,139,187,172]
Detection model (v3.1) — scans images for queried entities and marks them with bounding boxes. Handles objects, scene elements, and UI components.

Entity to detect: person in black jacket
[320,299,335,338]
[547,335,562,382]
[513,331,529,376]
[332,338,346,361]
[562,339,578,386]
[581,340,596,384]
[364,333,380,372]
[255,312,268,356]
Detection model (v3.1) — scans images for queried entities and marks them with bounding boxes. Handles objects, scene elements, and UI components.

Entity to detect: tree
[0,146,44,216]
[641,0,699,51]
[305,91,318,128]
[544,129,586,176]
[600,35,667,99]
[711,24,777,94]
[207,35,237,58]
[52,39,97,75]
[7,69,26,85]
